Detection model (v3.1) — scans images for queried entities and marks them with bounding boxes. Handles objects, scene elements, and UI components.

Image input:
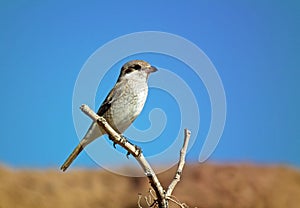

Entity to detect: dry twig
[80,104,191,208]
[166,129,191,197]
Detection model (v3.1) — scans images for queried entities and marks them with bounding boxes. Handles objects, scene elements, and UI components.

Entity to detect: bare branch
[167,195,190,208]
[80,104,167,208]
[80,104,140,156]
[80,104,192,208]
[138,193,143,208]
[166,129,191,197]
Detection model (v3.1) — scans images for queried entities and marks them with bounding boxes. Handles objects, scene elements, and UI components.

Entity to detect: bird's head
[118,60,157,82]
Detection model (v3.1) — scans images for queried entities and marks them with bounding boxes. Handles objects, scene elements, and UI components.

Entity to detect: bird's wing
[97,80,128,116]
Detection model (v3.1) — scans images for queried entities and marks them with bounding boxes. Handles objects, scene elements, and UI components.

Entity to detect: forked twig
[80,104,191,208]
[166,129,191,197]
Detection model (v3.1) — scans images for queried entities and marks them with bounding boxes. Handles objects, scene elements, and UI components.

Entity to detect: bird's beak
[146,66,158,73]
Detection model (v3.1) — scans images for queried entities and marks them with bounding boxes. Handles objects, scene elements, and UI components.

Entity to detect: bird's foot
[108,136,118,148]
[121,135,142,158]
[109,134,142,157]
[134,144,142,157]
[126,151,131,158]
[126,143,142,158]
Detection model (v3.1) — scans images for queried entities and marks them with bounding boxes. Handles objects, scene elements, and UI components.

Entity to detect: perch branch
[166,129,191,197]
[80,104,167,208]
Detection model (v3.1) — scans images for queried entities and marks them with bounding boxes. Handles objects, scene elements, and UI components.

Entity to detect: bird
[60,60,157,171]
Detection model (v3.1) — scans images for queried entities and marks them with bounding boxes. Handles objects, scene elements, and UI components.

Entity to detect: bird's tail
[61,122,103,171]
[60,143,84,172]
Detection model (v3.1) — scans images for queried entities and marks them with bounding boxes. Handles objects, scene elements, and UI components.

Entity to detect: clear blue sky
[0,1,299,169]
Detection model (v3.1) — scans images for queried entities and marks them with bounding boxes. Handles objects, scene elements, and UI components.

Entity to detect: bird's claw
[113,142,117,149]
[109,136,118,148]
[126,151,130,158]
[134,144,142,156]
[109,134,142,158]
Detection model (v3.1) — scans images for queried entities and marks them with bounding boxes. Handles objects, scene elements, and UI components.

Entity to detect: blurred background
[1,1,300,208]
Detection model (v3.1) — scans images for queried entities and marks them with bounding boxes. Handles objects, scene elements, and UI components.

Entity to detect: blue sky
[0,1,299,169]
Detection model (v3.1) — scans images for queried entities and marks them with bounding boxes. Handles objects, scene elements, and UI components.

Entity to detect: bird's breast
[104,80,148,133]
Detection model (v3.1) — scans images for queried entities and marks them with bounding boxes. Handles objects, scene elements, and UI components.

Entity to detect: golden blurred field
[0,163,299,208]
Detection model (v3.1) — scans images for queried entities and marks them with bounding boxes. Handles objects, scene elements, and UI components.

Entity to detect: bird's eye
[124,68,134,74]
[122,64,141,75]
[132,64,141,70]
